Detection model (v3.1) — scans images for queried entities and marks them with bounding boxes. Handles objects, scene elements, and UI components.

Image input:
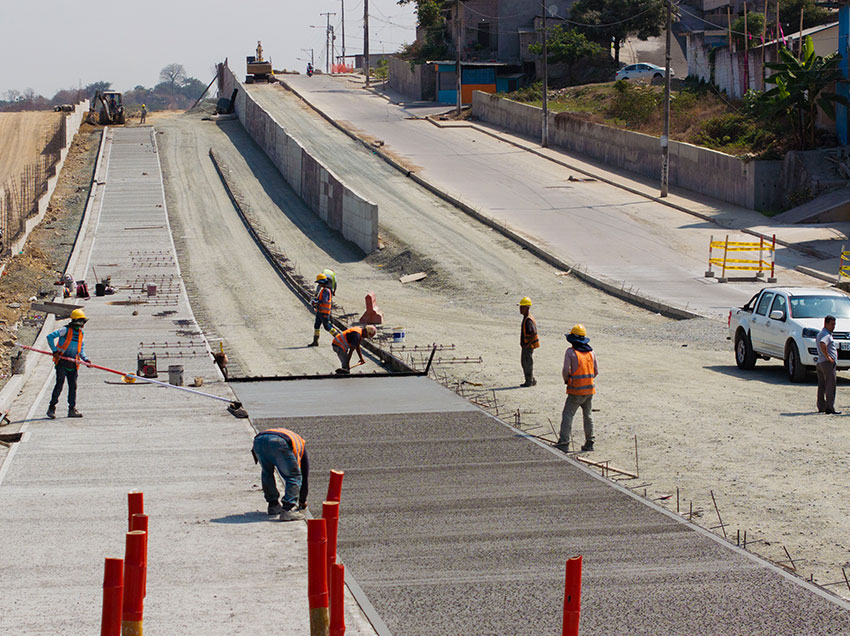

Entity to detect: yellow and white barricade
[838,245,850,283]
[705,234,777,283]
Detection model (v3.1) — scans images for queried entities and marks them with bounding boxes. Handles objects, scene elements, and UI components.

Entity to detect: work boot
[554,441,569,452]
[46,405,56,419]
[68,408,83,418]
[307,337,319,347]
[268,502,284,515]
[580,441,594,452]
[334,368,350,375]
[279,508,305,522]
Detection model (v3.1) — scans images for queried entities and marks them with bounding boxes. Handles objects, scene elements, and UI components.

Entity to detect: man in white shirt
[816,314,840,415]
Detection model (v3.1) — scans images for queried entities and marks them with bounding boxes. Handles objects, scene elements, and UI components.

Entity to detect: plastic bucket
[168,365,184,386]
[392,327,405,343]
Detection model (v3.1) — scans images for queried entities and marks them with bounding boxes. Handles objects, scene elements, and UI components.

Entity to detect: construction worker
[252,427,309,521]
[556,324,598,452]
[309,273,339,346]
[332,325,377,374]
[322,268,338,293]
[46,308,90,419]
[140,104,146,124]
[519,297,539,387]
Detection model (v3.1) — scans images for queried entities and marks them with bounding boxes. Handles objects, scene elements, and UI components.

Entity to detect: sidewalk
[0,127,376,635]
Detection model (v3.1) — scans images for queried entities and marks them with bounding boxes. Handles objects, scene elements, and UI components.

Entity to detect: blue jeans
[252,434,302,510]
[50,364,78,409]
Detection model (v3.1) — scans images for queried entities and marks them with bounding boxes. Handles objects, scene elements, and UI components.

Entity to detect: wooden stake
[842,566,850,592]
[743,1,749,91]
[744,530,748,549]
[574,456,637,479]
[798,6,804,58]
[762,0,768,89]
[710,490,727,540]
[727,6,735,93]
[775,0,780,61]
[783,545,797,571]
[634,434,639,478]
[676,487,680,513]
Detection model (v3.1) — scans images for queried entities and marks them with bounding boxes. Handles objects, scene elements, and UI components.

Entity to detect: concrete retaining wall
[471,91,783,211]
[220,64,379,253]
[388,56,436,101]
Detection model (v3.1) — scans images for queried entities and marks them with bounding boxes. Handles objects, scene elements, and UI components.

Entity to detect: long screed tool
[19,345,248,417]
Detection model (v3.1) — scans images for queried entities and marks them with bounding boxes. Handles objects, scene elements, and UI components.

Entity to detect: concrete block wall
[471,91,783,211]
[388,57,436,101]
[221,63,378,252]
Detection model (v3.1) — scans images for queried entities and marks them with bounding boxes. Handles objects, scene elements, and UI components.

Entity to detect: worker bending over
[332,325,377,374]
[556,324,598,452]
[309,273,339,346]
[252,427,309,522]
[518,296,539,387]
[46,308,90,419]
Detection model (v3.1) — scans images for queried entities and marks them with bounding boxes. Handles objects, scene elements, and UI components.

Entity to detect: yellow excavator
[245,41,274,84]
[87,90,126,125]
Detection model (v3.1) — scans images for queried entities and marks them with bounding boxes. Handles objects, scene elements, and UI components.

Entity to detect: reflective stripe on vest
[57,327,83,369]
[260,428,306,466]
[316,287,332,315]
[521,315,540,349]
[567,350,596,395]
[332,326,362,352]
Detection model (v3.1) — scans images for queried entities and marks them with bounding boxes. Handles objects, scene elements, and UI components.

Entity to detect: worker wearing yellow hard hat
[140,103,147,124]
[518,297,539,387]
[308,273,340,346]
[556,323,598,453]
[46,307,90,419]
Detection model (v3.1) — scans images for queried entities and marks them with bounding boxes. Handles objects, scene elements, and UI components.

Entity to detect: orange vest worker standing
[519,297,539,387]
[556,324,598,453]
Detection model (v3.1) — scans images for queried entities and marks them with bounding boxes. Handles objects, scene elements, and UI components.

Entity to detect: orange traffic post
[101,558,124,636]
[127,492,144,531]
[323,501,340,580]
[307,518,330,636]
[561,555,582,636]
[327,470,344,503]
[330,563,346,636]
[122,530,146,636]
[130,514,149,598]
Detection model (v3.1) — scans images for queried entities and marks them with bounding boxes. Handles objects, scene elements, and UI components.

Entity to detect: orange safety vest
[521,315,540,349]
[567,350,596,396]
[55,327,83,368]
[316,287,332,315]
[260,428,306,466]
[332,326,362,352]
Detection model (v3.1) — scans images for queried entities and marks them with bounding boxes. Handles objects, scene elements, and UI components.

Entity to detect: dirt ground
[0,111,62,186]
[0,124,102,384]
[157,107,850,601]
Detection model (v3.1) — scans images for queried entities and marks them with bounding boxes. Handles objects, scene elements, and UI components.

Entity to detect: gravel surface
[157,108,850,601]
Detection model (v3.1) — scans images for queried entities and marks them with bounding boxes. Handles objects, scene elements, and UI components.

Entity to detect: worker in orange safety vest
[556,324,598,453]
[308,273,339,347]
[46,308,90,419]
[252,427,309,522]
[331,325,376,374]
[518,296,539,387]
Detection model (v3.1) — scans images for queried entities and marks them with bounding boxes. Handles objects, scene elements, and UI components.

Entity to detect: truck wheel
[785,342,808,382]
[735,331,756,369]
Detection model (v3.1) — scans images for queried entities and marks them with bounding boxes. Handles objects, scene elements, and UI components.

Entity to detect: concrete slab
[233,376,477,419]
[261,409,850,636]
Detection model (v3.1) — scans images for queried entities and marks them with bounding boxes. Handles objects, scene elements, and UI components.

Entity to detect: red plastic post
[330,563,346,636]
[323,501,340,581]
[127,492,144,531]
[100,558,123,636]
[562,555,582,636]
[122,531,146,631]
[307,519,330,635]
[130,514,148,598]
[327,470,344,503]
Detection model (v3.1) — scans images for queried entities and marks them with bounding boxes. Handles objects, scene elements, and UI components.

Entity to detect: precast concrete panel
[327,173,343,232]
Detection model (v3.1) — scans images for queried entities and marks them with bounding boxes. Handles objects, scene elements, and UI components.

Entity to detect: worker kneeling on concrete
[309,273,339,347]
[252,427,309,522]
[332,325,376,374]
[46,308,89,419]
[556,324,598,452]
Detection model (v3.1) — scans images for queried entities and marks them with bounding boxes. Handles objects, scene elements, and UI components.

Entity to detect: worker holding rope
[46,308,89,419]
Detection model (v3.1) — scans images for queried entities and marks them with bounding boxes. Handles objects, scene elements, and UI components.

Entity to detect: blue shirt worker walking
[46,308,90,419]
[252,428,310,522]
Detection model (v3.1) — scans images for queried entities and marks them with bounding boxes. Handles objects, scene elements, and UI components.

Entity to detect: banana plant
[763,35,848,149]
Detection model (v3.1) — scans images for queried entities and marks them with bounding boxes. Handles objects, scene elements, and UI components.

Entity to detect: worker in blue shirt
[46,308,90,419]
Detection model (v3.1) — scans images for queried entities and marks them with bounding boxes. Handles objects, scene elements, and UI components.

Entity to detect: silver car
[615,63,672,82]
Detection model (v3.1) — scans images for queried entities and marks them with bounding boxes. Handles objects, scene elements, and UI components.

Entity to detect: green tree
[570,0,666,65]
[731,13,765,49]
[778,0,834,33]
[529,26,603,84]
[762,36,847,148]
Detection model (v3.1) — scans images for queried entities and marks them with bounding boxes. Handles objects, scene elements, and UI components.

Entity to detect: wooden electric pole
[364,0,370,85]
[321,12,336,74]
[542,0,549,147]
[661,0,672,197]
[456,0,462,116]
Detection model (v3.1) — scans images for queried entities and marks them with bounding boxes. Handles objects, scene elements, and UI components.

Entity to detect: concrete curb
[278,78,701,320]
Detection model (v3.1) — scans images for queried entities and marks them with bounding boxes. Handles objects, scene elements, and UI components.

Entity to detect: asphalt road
[253,77,823,318]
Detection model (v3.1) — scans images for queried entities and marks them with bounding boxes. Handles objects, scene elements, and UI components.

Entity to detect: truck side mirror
[769,309,785,321]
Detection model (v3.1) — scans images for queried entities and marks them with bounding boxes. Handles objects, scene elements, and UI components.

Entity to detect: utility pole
[541,0,549,148]
[321,11,336,73]
[660,0,672,197]
[456,0,462,115]
[340,0,346,68]
[302,48,315,67]
[743,1,749,92]
[364,0,370,86]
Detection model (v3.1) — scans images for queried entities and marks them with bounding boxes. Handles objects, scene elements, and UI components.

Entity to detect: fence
[0,117,66,257]
[705,234,777,283]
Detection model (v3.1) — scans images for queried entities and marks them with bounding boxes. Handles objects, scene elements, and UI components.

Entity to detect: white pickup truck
[729,287,850,382]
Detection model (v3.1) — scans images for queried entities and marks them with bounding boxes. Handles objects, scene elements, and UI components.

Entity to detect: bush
[606,82,660,127]
[690,113,777,155]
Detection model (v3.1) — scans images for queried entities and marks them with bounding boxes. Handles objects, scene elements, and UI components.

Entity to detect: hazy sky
[0,0,416,97]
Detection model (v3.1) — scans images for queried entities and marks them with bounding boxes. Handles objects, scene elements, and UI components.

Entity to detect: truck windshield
[789,295,850,319]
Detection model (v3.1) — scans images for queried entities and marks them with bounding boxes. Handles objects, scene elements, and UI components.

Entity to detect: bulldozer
[87,90,125,125]
[245,41,274,84]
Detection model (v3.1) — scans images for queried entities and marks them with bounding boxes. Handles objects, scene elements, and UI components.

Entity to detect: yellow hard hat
[519,297,532,307]
[316,273,327,282]
[70,308,87,321]
[570,324,586,337]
